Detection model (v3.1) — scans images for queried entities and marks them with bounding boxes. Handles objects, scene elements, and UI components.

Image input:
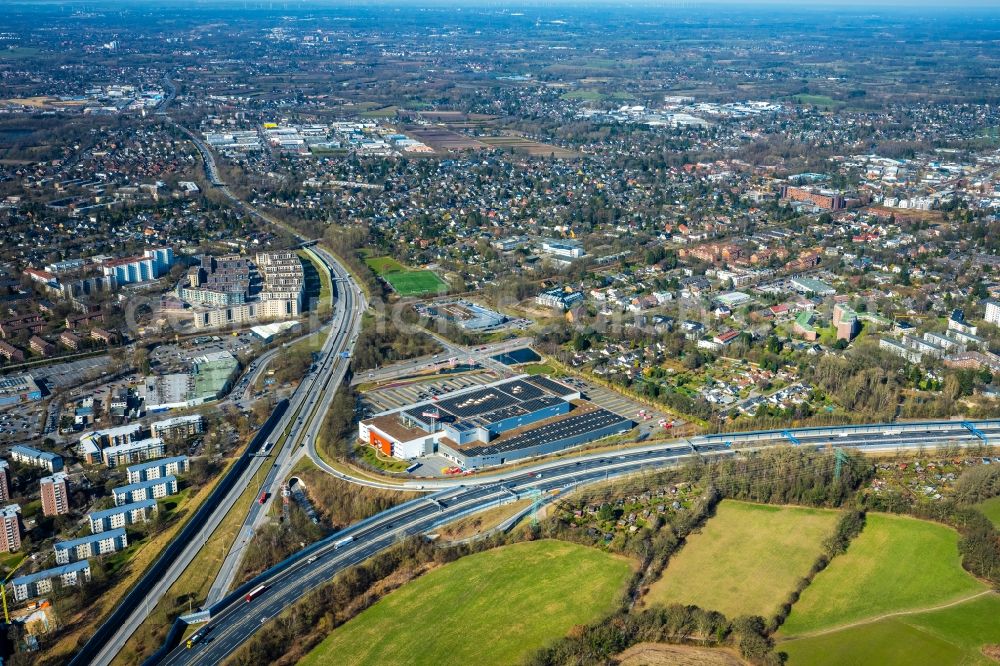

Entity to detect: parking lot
[30,355,111,391]
[555,376,681,439]
[360,370,503,414]
[0,407,44,445]
[149,332,259,374]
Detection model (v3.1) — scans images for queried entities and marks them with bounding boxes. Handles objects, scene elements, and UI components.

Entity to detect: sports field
[383,270,447,296]
[299,539,633,666]
[780,513,986,637]
[977,496,1000,528]
[364,255,448,296]
[643,501,839,619]
[781,593,1000,666]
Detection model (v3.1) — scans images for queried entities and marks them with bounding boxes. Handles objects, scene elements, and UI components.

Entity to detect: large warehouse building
[358,375,634,468]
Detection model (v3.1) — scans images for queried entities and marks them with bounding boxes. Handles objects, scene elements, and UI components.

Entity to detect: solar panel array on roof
[496,379,546,401]
[450,420,478,433]
[474,403,529,425]
[402,407,451,424]
[391,376,579,435]
[518,395,564,414]
[459,408,631,457]
[526,375,576,398]
[436,388,519,420]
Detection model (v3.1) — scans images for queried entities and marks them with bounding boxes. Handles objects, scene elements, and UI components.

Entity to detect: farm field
[364,255,448,296]
[977,496,1000,528]
[560,89,605,101]
[781,593,1000,666]
[404,126,486,150]
[780,513,985,636]
[299,540,633,666]
[643,501,839,619]
[478,135,579,158]
[791,94,842,109]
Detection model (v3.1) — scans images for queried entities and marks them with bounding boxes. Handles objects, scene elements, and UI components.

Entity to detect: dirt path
[780,589,997,642]
[616,642,749,666]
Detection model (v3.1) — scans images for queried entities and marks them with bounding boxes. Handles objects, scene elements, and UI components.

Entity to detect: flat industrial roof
[454,406,633,458]
[400,376,575,426]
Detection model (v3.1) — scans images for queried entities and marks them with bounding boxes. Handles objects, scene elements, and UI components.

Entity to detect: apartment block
[112,475,177,506]
[88,499,157,533]
[0,505,22,552]
[126,456,190,484]
[0,460,10,503]
[10,445,63,472]
[40,472,70,517]
[54,528,128,565]
[103,437,165,468]
[12,560,91,602]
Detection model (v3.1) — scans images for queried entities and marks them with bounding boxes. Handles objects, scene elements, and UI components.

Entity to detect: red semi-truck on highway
[245,584,268,602]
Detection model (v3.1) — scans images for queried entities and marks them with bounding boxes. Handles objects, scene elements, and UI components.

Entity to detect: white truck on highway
[333,535,354,549]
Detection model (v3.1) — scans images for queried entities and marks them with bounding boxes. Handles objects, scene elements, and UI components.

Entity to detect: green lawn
[561,90,605,101]
[355,444,411,473]
[383,270,448,297]
[300,540,633,666]
[792,94,841,109]
[782,593,1000,666]
[977,496,1000,528]
[364,255,406,276]
[359,105,398,118]
[780,513,986,636]
[364,255,447,296]
[644,501,839,619]
[523,363,559,376]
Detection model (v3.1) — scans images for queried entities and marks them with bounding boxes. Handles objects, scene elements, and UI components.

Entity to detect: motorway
[72,84,367,666]
[161,417,1000,664]
[167,109,370,607]
[205,248,363,605]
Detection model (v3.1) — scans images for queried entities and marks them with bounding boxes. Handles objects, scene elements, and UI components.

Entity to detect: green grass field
[782,593,1000,666]
[561,90,605,101]
[364,255,447,296]
[383,270,447,296]
[644,501,839,619]
[300,540,633,666]
[792,94,841,109]
[364,255,406,275]
[977,496,1000,528]
[780,513,986,637]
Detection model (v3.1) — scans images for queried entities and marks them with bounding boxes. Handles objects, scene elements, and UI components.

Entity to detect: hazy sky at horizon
[11,0,1000,6]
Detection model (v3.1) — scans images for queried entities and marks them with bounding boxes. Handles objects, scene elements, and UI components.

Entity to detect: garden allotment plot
[365,255,448,297]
